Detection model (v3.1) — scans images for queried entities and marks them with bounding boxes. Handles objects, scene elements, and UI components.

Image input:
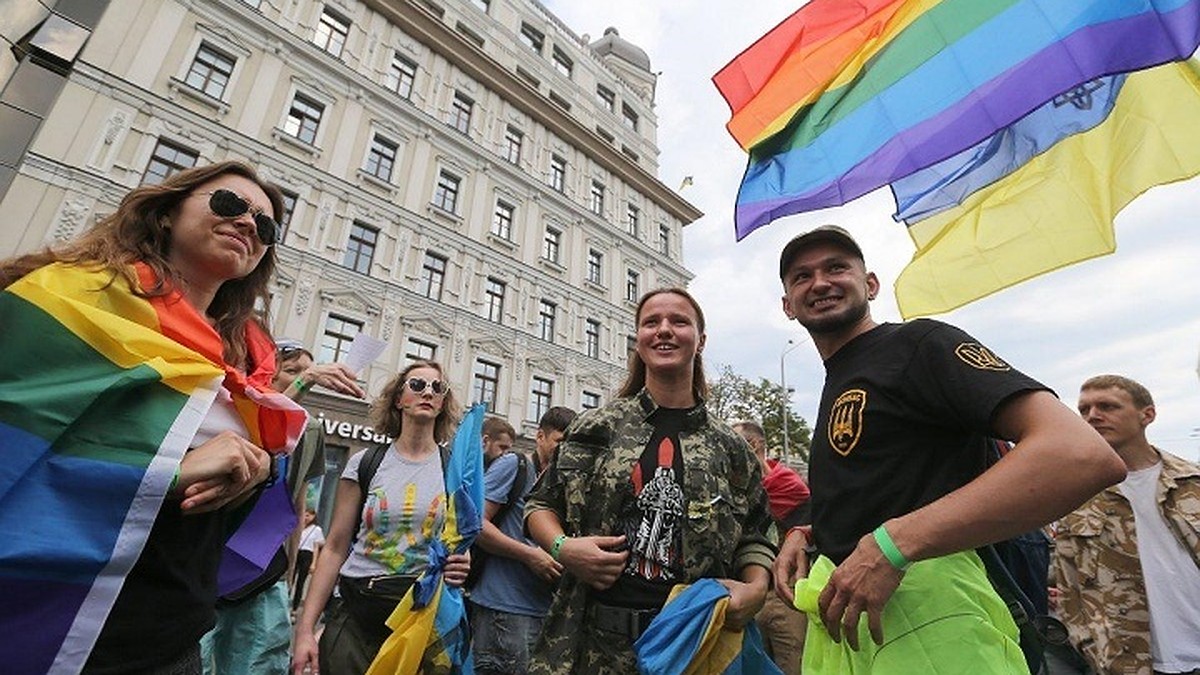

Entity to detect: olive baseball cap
[778,225,864,281]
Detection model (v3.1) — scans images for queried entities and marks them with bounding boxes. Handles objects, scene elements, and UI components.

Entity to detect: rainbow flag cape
[715,0,1200,240]
[0,262,306,674]
[634,579,781,675]
[366,403,486,675]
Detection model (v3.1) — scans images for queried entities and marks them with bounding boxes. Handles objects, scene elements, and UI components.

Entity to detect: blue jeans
[470,602,544,675]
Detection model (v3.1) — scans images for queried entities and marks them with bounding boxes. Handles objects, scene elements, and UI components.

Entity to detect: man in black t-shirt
[771,226,1126,673]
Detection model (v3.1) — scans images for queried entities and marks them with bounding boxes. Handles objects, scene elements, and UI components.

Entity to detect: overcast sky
[545,0,1200,461]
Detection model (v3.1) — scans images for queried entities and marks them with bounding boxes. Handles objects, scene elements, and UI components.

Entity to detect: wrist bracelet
[873,524,911,571]
[550,534,569,561]
[168,466,181,493]
[294,376,313,393]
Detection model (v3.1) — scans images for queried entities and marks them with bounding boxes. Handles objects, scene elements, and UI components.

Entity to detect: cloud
[545,1,1200,461]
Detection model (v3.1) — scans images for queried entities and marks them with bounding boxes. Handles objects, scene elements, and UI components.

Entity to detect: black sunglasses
[199,188,282,246]
[406,377,447,395]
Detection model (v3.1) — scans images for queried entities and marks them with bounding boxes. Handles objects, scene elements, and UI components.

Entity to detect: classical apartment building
[0,0,701,474]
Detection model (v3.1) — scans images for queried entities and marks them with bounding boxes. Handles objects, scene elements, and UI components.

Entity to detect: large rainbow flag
[715,0,1200,315]
[0,262,306,674]
[366,403,486,675]
[716,0,1200,240]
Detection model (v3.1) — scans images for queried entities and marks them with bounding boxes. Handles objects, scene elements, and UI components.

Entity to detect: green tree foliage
[707,364,812,463]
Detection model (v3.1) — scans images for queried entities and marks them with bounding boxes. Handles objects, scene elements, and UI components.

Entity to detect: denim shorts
[470,602,545,675]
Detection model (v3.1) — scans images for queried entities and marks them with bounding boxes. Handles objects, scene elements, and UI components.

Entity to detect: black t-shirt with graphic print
[594,406,689,610]
[810,320,1049,564]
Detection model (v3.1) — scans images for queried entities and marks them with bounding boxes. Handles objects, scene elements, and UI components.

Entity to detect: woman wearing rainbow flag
[0,161,308,674]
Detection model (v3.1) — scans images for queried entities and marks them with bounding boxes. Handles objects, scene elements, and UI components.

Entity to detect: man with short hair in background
[732,419,810,674]
[1054,375,1200,675]
[471,407,577,674]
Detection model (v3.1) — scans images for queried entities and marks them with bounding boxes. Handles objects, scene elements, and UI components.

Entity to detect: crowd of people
[0,161,1196,675]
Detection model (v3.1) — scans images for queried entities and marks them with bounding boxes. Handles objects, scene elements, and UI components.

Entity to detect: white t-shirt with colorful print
[338,445,446,578]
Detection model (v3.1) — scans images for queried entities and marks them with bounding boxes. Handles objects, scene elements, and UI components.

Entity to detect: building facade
[0,0,701,484]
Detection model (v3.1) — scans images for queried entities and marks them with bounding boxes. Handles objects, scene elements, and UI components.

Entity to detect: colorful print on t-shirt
[362,484,444,573]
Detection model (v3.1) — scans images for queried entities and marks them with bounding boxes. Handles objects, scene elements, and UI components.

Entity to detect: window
[581,391,600,410]
[405,338,437,364]
[449,91,472,134]
[420,252,447,300]
[541,227,561,264]
[314,7,350,57]
[284,93,324,145]
[320,314,362,364]
[551,46,572,78]
[530,376,553,422]
[626,334,636,357]
[659,224,671,254]
[456,22,484,48]
[585,319,600,358]
[586,249,603,285]
[626,269,640,303]
[622,103,639,131]
[538,300,556,342]
[342,221,378,274]
[590,181,605,216]
[471,0,490,11]
[621,145,639,162]
[491,200,514,240]
[626,204,640,238]
[142,139,198,185]
[515,67,540,89]
[185,42,235,99]
[549,154,566,192]
[596,85,615,112]
[503,126,522,164]
[596,127,614,144]
[278,189,298,241]
[548,91,571,112]
[473,360,500,412]
[433,171,461,213]
[388,54,416,99]
[485,277,505,323]
[364,134,398,181]
[519,23,544,53]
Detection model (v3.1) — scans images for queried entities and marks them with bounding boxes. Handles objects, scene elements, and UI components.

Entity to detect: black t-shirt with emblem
[810,320,1048,564]
[595,406,688,609]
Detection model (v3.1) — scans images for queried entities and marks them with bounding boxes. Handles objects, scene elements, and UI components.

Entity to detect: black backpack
[464,452,530,590]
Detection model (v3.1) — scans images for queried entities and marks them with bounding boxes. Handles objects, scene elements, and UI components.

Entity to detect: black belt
[587,601,660,640]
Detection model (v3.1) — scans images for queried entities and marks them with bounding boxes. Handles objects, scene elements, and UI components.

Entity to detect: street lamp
[780,338,803,461]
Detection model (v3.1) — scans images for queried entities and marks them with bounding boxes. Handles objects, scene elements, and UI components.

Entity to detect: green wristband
[550,534,569,561]
[168,465,181,493]
[873,525,910,571]
[294,376,313,393]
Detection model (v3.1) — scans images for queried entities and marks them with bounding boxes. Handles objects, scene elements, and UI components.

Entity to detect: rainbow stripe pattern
[367,403,485,675]
[715,0,1200,240]
[0,262,306,673]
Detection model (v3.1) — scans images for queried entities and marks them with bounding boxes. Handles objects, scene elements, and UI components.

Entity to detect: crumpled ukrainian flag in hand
[366,404,486,675]
[634,579,782,675]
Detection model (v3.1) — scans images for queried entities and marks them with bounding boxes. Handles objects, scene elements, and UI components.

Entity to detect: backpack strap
[491,453,529,524]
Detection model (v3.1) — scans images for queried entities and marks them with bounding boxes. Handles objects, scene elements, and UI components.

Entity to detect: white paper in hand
[343,333,387,375]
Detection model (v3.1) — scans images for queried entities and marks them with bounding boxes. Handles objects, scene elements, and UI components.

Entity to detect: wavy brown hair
[616,287,709,403]
[370,360,462,444]
[0,161,283,368]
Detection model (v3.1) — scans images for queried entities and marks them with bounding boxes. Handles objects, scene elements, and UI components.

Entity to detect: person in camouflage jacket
[1053,375,1200,675]
[524,288,775,675]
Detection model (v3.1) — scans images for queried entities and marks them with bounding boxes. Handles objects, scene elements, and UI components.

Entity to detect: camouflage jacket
[524,390,775,674]
[1052,449,1200,675]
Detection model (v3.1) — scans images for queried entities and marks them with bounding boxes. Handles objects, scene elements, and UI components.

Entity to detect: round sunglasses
[197,189,282,246]
[406,377,447,395]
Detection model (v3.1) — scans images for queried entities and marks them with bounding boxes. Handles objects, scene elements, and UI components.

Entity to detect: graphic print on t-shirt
[828,389,866,456]
[626,437,684,581]
[363,484,443,573]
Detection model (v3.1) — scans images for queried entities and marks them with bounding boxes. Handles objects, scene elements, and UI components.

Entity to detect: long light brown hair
[0,161,283,368]
[370,360,462,444]
[616,287,709,402]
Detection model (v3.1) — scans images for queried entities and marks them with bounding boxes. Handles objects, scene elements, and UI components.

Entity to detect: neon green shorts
[794,550,1029,674]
